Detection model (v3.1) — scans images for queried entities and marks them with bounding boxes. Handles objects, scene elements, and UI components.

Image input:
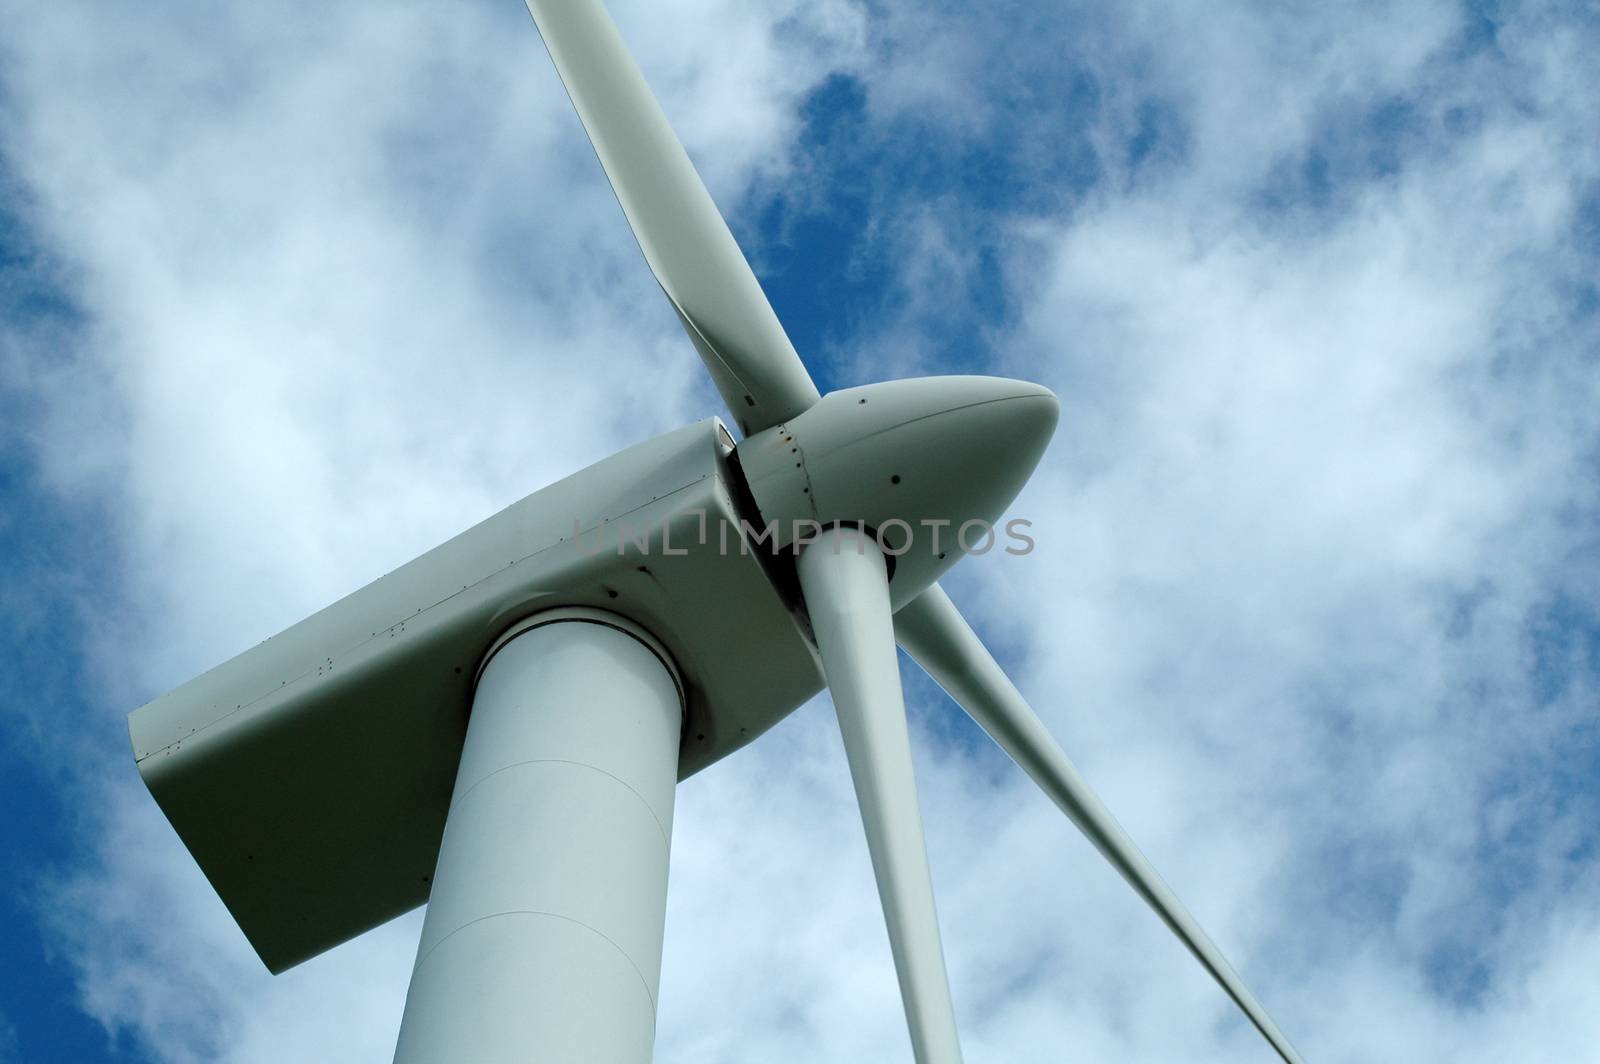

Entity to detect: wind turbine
[127,2,1308,1061]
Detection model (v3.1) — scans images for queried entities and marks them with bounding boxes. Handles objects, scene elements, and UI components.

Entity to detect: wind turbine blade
[521,0,820,436]
[797,529,964,1064]
[893,585,1308,1064]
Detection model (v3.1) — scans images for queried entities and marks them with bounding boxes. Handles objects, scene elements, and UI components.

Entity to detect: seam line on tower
[450,757,672,849]
[414,908,659,1012]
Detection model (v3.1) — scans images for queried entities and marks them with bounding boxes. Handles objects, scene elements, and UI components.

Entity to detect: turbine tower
[127,2,1308,1062]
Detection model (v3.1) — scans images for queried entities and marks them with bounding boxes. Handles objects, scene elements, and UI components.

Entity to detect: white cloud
[3,0,1598,1062]
[957,1,1600,1059]
[0,1013,17,1064]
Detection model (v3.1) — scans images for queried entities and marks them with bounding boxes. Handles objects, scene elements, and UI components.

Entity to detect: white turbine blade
[893,585,1308,1064]
[797,529,964,1064]
[521,0,820,436]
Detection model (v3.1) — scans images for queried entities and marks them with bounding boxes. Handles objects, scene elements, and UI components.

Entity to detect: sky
[1,0,1598,1061]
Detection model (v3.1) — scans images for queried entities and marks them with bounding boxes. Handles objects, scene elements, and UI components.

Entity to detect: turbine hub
[733,375,1059,609]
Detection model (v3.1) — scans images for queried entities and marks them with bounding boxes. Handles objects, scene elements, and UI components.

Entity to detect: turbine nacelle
[736,376,1059,609]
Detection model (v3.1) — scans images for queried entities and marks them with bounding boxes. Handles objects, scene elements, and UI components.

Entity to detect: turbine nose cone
[951,377,1060,484]
[735,375,1060,608]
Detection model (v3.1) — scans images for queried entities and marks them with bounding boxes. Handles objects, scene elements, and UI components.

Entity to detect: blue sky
[2,1,1599,1061]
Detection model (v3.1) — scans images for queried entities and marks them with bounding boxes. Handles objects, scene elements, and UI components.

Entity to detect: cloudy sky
[3,0,1598,1061]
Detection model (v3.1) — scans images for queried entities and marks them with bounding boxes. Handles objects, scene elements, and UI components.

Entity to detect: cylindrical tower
[394,609,683,1064]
